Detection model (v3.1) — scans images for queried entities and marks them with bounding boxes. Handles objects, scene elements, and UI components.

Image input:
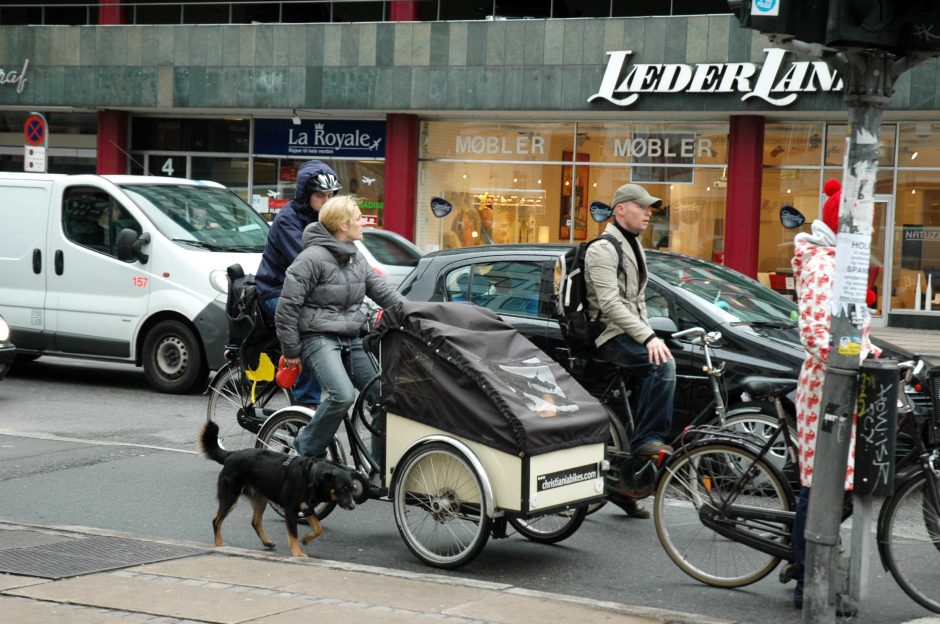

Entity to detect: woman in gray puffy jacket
[275,195,403,471]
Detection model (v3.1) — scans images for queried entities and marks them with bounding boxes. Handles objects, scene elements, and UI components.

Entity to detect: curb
[0,517,732,624]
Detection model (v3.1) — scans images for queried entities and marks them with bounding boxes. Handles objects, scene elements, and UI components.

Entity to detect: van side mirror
[116,229,150,264]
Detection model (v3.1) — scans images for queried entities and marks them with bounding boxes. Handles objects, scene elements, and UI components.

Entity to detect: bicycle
[205,264,292,451]
[566,325,798,511]
[653,356,940,614]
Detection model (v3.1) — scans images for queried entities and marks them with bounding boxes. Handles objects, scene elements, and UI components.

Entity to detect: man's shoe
[635,440,673,456]
[609,493,650,519]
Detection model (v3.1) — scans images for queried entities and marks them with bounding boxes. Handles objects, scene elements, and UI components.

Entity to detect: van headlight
[0,316,9,342]
[209,270,228,295]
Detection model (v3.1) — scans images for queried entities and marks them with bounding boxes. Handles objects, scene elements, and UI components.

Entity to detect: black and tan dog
[199,421,356,557]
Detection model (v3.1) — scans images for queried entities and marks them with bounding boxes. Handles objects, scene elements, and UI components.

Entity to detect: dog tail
[199,421,230,465]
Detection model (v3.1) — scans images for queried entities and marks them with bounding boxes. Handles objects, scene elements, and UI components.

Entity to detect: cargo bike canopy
[373,301,609,457]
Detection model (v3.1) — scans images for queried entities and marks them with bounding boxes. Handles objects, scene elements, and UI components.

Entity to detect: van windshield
[119,183,268,252]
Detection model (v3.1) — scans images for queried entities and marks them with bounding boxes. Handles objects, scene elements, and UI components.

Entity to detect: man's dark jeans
[597,332,675,447]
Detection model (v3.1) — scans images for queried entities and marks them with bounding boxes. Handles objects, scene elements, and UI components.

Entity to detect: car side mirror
[649,316,678,335]
[116,229,150,264]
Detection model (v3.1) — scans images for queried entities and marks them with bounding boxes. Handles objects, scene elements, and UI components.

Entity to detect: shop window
[131,118,250,153]
[420,121,575,162]
[132,2,181,24]
[494,1,551,18]
[441,261,550,319]
[892,171,940,312]
[552,0,618,17]
[437,0,493,19]
[764,123,824,167]
[897,123,940,168]
[184,3,231,24]
[62,187,141,258]
[612,0,672,16]
[333,2,385,21]
[825,123,896,167]
[282,2,332,22]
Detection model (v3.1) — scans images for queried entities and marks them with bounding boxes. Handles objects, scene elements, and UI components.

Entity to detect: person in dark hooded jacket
[275,195,403,474]
[256,160,341,408]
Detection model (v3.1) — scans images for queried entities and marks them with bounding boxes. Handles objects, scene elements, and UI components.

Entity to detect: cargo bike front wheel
[393,441,492,569]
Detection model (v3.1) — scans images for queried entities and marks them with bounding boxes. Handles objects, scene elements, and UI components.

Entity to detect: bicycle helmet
[306,171,342,194]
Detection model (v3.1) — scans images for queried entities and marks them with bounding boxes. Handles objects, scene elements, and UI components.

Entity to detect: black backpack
[554,234,624,354]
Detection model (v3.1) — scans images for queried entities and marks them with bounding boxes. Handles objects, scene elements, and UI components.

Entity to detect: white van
[0,172,266,393]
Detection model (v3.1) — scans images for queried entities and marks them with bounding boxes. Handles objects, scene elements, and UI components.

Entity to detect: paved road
[0,356,935,624]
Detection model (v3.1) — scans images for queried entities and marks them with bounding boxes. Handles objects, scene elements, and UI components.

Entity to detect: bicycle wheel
[509,505,587,544]
[723,411,798,487]
[878,469,940,613]
[654,442,793,588]
[587,403,629,516]
[255,409,347,521]
[207,361,291,451]
[393,441,491,569]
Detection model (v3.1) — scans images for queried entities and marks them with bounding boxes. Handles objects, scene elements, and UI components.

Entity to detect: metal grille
[0,534,205,579]
[928,366,940,445]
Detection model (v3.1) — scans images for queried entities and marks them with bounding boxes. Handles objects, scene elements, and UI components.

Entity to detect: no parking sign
[23,112,47,173]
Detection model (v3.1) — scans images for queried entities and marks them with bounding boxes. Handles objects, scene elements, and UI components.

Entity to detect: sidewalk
[0,520,725,624]
[872,326,940,361]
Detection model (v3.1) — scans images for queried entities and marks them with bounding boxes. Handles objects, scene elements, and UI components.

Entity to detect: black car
[399,244,918,440]
[0,314,15,381]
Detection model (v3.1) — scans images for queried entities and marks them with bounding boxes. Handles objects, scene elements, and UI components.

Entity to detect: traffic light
[728,1,940,53]
[826,0,902,50]
[726,0,829,45]
[902,5,940,52]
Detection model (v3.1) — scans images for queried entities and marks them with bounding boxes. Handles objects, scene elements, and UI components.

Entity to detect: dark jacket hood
[293,160,339,210]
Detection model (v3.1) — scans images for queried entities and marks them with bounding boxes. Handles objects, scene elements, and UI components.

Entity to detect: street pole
[801,49,895,624]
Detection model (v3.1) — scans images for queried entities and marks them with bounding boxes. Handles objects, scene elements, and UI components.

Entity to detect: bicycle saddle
[739,376,797,400]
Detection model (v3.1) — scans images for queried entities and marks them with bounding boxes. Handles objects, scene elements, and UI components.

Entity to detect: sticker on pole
[751,0,779,16]
[24,114,47,147]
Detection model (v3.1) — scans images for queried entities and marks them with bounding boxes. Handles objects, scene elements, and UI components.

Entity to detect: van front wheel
[142,320,206,394]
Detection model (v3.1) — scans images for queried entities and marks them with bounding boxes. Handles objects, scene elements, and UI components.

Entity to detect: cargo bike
[256,299,610,569]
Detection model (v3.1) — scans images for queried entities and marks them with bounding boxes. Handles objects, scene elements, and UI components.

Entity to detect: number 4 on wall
[161,158,174,177]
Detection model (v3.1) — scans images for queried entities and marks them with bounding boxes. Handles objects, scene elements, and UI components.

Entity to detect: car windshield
[648,253,798,328]
[119,183,268,252]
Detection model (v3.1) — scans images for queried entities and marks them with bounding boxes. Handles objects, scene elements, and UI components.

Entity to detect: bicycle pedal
[779,562,797,584]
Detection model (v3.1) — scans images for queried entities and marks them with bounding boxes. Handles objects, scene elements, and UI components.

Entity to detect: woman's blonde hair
[318,195,360,235]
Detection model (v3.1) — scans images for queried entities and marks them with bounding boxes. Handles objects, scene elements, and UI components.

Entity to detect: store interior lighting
[291,110,301,125]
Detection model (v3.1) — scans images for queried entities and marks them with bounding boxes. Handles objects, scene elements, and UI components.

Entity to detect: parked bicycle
[653,356,940,614]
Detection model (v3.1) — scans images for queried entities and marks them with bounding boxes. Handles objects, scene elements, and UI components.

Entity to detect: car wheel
[142,319,207,394]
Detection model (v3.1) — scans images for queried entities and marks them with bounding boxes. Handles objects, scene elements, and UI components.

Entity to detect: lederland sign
[589,48,843,107]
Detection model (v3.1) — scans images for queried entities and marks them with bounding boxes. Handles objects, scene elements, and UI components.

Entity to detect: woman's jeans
[792,486,810,600]
[597,332,676,447]
[259,297,322,405]
[294,334,383,469]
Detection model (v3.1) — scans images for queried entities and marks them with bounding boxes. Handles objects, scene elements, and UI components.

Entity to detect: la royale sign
[589,48,842,107]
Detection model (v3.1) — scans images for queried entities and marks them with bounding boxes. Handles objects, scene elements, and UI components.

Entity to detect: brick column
[99,0,125,25]
[389,1,420,20]
[96,110,128,175]
[724,115,764,277]
[384,114,418,238]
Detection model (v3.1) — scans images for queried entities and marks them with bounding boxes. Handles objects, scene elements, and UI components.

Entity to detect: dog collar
[282,456,298,469]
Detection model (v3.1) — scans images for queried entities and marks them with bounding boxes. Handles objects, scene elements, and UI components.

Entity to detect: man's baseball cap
[611,183,662,209]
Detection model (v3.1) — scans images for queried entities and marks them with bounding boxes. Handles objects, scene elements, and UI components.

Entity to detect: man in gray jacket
[585,183,676,517]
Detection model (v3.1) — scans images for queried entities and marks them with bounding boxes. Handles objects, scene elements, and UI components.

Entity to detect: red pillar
[96,110,128,175]
[389,1,420,21]
[724,115,764,277]
[384,114,418,239]
[99,0,125,25]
